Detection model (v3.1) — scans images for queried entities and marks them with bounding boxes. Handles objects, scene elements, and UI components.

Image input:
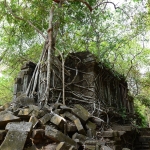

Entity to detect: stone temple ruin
[0,51,150,150]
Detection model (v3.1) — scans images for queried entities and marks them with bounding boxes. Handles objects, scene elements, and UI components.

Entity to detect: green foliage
[134,99,148,127]
[0,76,13,105]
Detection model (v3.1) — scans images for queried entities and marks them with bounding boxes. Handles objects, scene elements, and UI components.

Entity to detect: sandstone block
[0,130,28,150]
[85,144,96,150]
[0,112,20,128]
[100,145,113,150]
[101,131,120,138]
[72,104,90,122]
[64,111,77,121]
[112,125,132,131]
[50,114,66,129]
[45,125,76,147]
[39,113,52,124]
[74,118,86,135]
[5,122,32,132]
[18,108,32,118]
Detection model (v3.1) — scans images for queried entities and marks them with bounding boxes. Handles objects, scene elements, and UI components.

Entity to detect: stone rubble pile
[0,97,133,150]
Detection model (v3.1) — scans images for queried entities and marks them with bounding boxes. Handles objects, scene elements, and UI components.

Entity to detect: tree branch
[4,0,46,40]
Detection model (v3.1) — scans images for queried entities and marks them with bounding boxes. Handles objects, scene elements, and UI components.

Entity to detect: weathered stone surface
[102,131,120,138]
[72,104,90,122]
[64,111,77,121]
[29,116,39,128]
[5,122,32,132]
[85,140,105,146]
[18,105,42,118]
[0,130,7,141]
[122,148,131,150]
[100,145,113,150]
[0,112,20,128]
[18,108,32,118]
[45,125,76,147]
[39,113,52,124]
[18,97,35,107]
[85,144,96,150]
[56,142,74,150]
[74,118,86,135]
[0,130,28,150]
[72,133,87,143]
[50,114,66,129]
[112,125,132,131]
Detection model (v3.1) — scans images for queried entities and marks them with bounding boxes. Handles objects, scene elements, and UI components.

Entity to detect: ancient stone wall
[13,52,134,114]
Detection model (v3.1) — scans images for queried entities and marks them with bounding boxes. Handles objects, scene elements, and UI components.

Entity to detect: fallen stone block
[112,125,132,131]
[18,108,32,118]
[74,118,86,135]
[72,104,90,122]
[64,111,77,121]
[50,114,66,129]
[5,122,33,132]
[101,131,120,138]
[56,142,76,150]
[45,125,76,147]
[39,113,52,124]
[24,145,37,150]
[0,112,20,128]
[85,144,96,150]
[100,145,113,150]
[0,130,28,150]
[122,148,131,150]
[18,97,35,107]
[18,105,42,119]
[72,133,87,144]
[85,140,105,146]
